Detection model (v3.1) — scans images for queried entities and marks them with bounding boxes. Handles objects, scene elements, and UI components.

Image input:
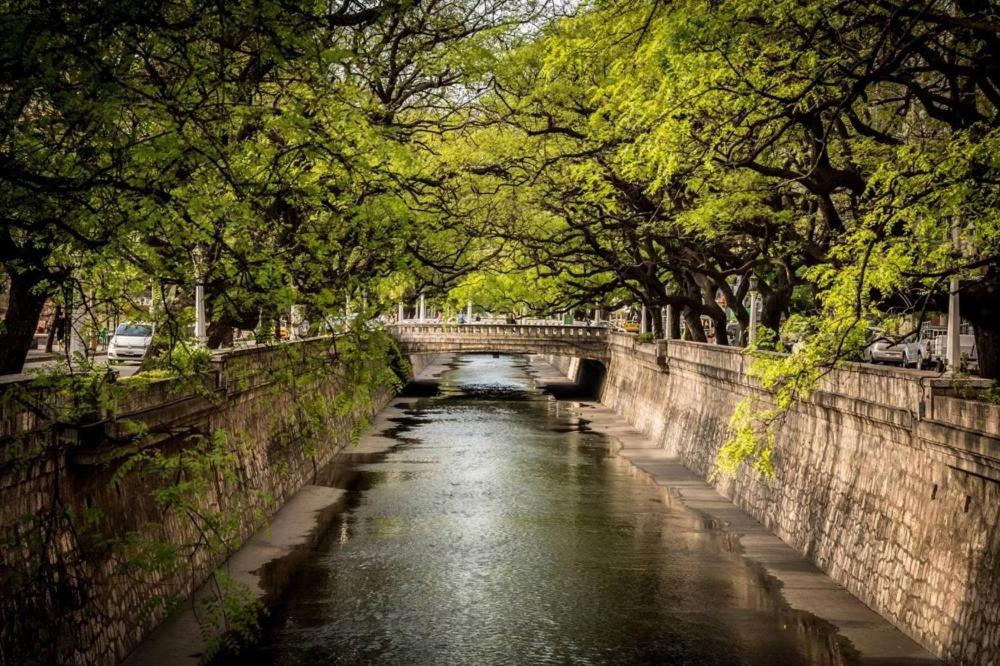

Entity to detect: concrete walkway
[527,356,939,665]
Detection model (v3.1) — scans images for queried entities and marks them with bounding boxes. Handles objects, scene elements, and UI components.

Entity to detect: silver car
[863,332,907,366]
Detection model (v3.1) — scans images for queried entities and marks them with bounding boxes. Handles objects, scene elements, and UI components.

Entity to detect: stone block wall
[540,353,580,380]
[595,338,1000,665]
[0,337,405,665]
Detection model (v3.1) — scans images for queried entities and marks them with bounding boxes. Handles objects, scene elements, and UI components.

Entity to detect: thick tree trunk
[713,313,729,346]
[207,323,233,349]
[962,268,1000,380]
[668,309,681,339]
[0,270,49,375]
[650,305,663,338]
[974,326,1000,381]
[682,308,707,342]
[761,287,791,334]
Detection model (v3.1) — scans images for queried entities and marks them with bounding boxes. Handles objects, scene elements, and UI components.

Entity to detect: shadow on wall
[544,358,607,400]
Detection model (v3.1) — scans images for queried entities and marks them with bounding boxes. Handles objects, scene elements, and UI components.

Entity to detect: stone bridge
[389,323,611,361]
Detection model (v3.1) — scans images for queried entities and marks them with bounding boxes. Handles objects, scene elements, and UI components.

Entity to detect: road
[16,351,142,379]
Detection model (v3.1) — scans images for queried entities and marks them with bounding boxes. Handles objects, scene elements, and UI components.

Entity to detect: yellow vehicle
[609,310,640,332]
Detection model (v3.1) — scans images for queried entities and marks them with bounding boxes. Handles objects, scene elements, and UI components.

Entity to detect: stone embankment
[551,334,1000,665]
[0,337,435,665]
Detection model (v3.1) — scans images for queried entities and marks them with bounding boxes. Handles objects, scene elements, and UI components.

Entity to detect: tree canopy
[2,0,998,437]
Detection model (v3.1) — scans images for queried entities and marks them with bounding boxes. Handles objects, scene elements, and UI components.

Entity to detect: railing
[390,323,610,339]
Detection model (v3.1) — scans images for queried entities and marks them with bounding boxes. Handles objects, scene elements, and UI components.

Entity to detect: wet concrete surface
[210,354,933,666]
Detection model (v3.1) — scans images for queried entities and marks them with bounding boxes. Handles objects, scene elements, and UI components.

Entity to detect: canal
[227,354,857,665]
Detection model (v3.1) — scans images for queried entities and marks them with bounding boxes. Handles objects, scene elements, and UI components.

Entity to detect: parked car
[929,332,979,372]
[863,331,907,366]
[107,322,153,364]
[900,325,946,369]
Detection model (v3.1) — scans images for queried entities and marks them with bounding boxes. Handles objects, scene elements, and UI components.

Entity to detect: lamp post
[419,294,426,320]
[289,304,302,340]
[665,304,675,340]
[149,282,158,337]
[192,246,207,345]
[67,291,88,362]
[748,275,759,347]
[947,221,962,373]
[467,300,473,320]
[640,305,648,335]
[398,302,405,322]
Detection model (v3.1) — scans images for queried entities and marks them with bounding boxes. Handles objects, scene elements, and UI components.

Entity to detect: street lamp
[192,246,207,345]
[947,221,962,373]
[748,275,759,347]
[289,304,301,340]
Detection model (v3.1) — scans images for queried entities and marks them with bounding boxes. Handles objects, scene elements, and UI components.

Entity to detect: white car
[900,325,946,369]
[930,333,979,372]
[107,322,153,364]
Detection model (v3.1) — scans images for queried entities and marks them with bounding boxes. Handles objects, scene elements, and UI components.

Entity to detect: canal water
[229,354,857,666]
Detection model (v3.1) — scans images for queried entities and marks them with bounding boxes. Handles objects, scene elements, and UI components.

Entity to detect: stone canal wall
[0,337,411,666]
[586,336,1000,665]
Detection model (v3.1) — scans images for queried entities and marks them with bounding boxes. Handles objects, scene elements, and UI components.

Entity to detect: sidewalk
[6,350,139,381]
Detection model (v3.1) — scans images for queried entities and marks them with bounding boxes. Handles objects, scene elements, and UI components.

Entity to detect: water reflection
[227,354,857,666]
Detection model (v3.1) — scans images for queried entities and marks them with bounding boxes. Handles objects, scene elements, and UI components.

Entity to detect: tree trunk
[668,309,681,339]
[650,305,663,338]
[962,268,1000,380]
[974,325,1000,381]
[45,305,62,353]
[713,313,729,346]
[0,270,49,375]
[207,323,233,349]
[761,287,791,334]
[682,308,707,342]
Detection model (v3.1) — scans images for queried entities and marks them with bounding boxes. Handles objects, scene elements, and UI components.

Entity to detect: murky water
[229,354,857,666]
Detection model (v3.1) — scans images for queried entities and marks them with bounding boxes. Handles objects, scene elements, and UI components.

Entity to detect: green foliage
[145,343,212,376]
[437,0,1000,473]
[197,572,265,665]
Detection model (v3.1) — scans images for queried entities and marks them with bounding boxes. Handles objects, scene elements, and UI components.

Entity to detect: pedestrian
[53,310,67,348]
